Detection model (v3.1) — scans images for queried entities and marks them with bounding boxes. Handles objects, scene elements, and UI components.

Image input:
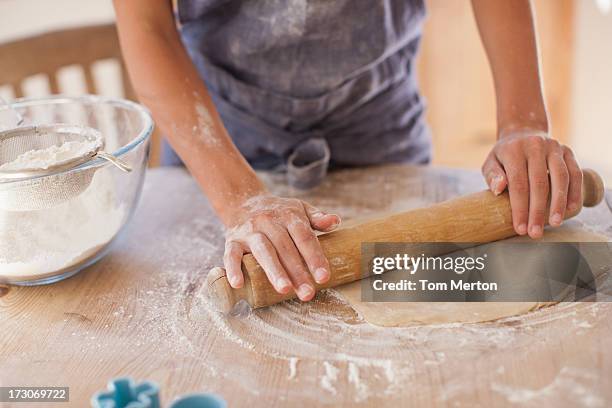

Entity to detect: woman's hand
[224,194,341,301]
[481,130,583,239]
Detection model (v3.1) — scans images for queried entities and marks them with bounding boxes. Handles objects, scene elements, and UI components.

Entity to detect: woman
[113,0,583,302]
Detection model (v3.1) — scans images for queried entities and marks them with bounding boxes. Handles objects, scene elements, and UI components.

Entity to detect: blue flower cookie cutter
[91,377,226,408]
[91,377,160,408]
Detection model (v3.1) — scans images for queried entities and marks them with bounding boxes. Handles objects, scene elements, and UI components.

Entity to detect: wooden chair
[0,23,160,166]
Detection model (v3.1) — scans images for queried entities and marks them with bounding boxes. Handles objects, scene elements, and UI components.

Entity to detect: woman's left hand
[481,129,583,239]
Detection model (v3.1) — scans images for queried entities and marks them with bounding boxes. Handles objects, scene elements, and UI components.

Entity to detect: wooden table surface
[1,164,612,407]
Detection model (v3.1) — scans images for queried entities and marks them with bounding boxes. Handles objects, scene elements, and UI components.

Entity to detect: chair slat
[12,83,24,98]
[0,24,159,167]
[48,73,60,94]
[83,64,97,95]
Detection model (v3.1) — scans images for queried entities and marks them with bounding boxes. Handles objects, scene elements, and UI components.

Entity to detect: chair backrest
[0,23,160,165]
[0,24,134,99]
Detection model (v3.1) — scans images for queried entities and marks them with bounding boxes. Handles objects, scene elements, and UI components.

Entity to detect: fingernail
[550,213,563,226]
[530,225,543,238]
[517,223,528,235]
[314,267,330,284]
[568,202,579,212]
[297,284,314,300]
[492,176,504,195]
[277,278,292,292]
[229,276,241,288]
[326,215,341,231]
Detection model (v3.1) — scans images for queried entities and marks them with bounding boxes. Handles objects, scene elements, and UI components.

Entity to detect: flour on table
[320,361,339,394]
[287,357,299,380]
[348,362,370,402]
[491,367,605,407]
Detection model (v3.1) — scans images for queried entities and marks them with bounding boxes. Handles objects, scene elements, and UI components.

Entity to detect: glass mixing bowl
[0,95,154,285]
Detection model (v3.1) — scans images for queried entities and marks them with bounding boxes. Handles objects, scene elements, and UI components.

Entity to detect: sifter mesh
[0,124,102,174]
[0,124,104,211]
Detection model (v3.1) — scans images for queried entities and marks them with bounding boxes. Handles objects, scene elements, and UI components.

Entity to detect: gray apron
[170,0,431,187]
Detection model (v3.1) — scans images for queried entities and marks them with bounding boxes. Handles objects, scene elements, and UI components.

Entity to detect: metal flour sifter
[0,98,132,211]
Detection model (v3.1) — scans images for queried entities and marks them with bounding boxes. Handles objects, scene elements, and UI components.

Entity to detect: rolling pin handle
[582,169,605,208]
[207,267,244,314]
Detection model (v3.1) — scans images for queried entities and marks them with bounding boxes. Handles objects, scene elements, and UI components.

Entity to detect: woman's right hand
[224,194,341,301]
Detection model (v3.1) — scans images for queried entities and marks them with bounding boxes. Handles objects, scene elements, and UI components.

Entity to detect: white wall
[0,0,114,42]
[0,1,118,100]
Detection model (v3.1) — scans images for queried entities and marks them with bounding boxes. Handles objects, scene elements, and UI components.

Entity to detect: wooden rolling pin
[207,169,605,313]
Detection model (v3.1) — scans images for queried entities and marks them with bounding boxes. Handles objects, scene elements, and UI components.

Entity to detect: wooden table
[1,164,612,407]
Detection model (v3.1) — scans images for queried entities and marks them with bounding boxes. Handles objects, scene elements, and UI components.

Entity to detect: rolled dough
[334,223,610,327]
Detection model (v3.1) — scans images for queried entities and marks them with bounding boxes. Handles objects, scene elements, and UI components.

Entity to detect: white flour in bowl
[0,139,98,171]
[0,163,124,281]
